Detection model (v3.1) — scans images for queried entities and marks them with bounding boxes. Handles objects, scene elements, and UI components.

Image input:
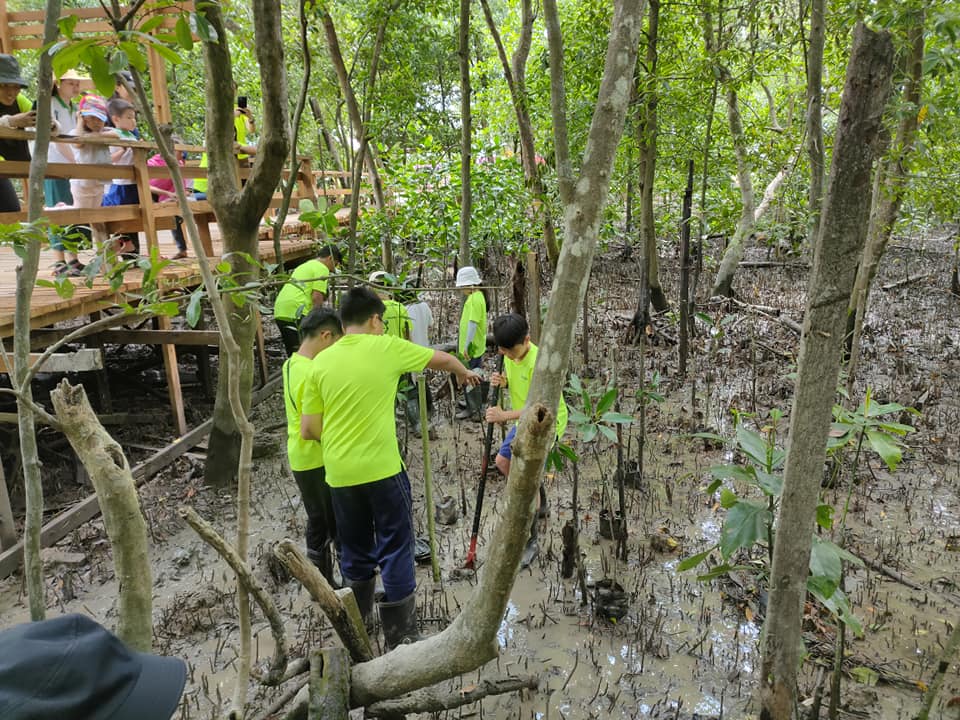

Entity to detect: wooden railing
[0,128,320,255]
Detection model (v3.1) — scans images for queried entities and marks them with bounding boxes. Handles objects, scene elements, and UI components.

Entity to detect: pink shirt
[147,153,188,197]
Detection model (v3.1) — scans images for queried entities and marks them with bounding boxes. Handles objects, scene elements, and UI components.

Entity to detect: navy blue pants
[330,471,415,601]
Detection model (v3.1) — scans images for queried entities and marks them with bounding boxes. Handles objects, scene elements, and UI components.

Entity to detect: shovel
[463,356,504,570]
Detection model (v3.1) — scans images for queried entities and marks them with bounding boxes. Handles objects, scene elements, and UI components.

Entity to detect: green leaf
[719,487,738,508]
[153,301,179,317]
[755,471,783,497]
[596,387,617,415]
[581,425,598,443]
[865,429,903,471]
[216,261,231,273]
[710,464,756,485]
[118,41,148,72]
[597,425,617,444]
[689,431,726,443]
[89,50,114,98]
[556,443,578,463]
[705,478,723,494]
[678,545,717,571]
[697,562,735,581]
[108,50,129,75]
[816,504,834,530]
[138,15,167,34]
[809,536,843,586]
[185,291,204,328]
[149,42,184,66]
[191,11,218,43]
[58,14,79,39]
[720,501,771,559]
[736,425,769,468]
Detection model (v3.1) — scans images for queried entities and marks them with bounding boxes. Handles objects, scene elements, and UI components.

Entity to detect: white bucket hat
[455,266,481,287]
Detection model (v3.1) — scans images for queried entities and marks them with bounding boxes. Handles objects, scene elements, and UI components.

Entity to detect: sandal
[52,261,82,278]
[171,251,187,260]
[67,258,85,272]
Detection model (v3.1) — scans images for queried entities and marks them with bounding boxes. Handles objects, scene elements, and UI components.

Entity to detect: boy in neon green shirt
[300,286,480,648]
[282,307,342,585]
[368,270,412,340]
[455,266,487,419]
[274,244,342,355]
[485,313,568,566]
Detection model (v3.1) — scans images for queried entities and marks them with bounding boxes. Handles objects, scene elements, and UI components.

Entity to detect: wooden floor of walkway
[0,222,317,339]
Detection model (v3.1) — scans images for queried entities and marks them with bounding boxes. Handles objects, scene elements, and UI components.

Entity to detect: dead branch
[179,507,288,685]
[880,272,928,291]
[49,380,151,651]
[273,540,375,663]
[248,677,309,720]
[365,675,540,717]
[730,298,803,335]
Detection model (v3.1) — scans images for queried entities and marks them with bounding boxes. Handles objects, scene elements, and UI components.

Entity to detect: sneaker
[52,261,82,278]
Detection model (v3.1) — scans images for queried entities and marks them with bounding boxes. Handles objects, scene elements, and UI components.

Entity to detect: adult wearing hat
[0,54,34,212]
[455,265,487,420]
[0,613,187,720]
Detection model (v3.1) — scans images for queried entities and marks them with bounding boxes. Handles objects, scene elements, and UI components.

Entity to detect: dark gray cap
[0,614,187,720]
[0,55,27,88]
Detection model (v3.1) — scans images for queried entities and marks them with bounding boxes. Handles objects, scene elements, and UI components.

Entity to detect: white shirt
[406,301,433,347]
[47,96,77,164]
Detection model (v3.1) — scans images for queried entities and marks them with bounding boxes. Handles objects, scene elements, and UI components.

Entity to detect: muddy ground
[1,227,959,719]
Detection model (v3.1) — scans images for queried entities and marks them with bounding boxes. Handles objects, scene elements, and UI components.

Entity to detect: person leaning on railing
[0,54,37,213]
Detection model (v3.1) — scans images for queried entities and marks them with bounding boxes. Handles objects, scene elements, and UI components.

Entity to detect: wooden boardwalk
[0,223,317,339]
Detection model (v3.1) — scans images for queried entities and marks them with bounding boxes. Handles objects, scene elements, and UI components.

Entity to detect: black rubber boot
[344,576,377,634]
[378,592,420,651]
[520,518,539,569]
[307,542,339,589]
[456,384,485,420]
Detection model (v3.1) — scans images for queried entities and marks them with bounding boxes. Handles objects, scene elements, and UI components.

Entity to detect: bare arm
[426,350,481,386]
[301,413,323,441]
[311,289,327,308]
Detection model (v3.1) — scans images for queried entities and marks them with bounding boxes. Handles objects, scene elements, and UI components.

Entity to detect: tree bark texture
[636,0,667,313]
[0,460,15,550]
[308,647,350,720]
[758,24,894,720]
[16,0,62,621]
[365,675,539,717]
[542,0,574,206]
[846,15,924,388]
[805,0,825,241]
[711,85,756,297]
[293,0,642,710]
[50,381,152,651]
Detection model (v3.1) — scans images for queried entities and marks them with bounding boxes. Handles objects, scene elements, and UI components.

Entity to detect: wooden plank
[132,147,160,255]
[0,0,11,55]
[155,314,187,436]
[0,371,280,580]
[0,348,102,374]
[0,411,164,425]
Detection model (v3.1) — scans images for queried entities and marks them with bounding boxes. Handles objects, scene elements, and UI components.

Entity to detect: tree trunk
[203,0,290,487]
[458,0,472,267]
[480,0,559,269]
[347,0,644,704]
[635,0,667,314]
[320,6,391,268]
[845,15,924,390]
[805,0,825,241]
[198,3,290,714]
[50,381,152,651]
[309,99,348,185]
[758,24,894,719]
[15,0,62,621]
[711,85,756,297]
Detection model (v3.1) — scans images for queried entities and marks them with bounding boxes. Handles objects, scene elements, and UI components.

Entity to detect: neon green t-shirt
[193,116,252,192]
[382,299,411,339]
[458,290,487,359]
[302,334,434,487]
[283,353,324,471]
[504,342,568,439]
[274,260,331,321]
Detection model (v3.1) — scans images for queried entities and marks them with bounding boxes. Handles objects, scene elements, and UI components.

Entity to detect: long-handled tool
[418,374,441,582]
[463,356,504,570]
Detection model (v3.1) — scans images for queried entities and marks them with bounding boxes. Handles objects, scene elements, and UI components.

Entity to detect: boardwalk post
[155,314,187,436]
